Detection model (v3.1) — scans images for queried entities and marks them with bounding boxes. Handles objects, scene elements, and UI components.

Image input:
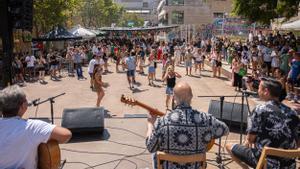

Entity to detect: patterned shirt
[146,104,229,169]
[247,100,299,169]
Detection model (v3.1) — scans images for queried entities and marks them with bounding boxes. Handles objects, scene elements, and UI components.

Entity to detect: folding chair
[256,147,300,169]
[157,151,206,169]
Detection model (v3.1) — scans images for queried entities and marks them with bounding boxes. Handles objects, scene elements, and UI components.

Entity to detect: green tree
[119,13,144,27]
[80,0,124,28]
[33,0,82,36]
[232,0,300,24]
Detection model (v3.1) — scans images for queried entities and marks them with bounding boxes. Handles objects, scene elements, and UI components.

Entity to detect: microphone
[28,98,40,107]
[242,90,258,96]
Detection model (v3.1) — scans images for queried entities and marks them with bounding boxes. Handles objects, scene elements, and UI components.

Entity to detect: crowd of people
[2,30,299,169]
[10,30,300,107]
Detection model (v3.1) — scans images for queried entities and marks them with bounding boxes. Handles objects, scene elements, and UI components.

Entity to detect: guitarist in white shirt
[0,85,72,169]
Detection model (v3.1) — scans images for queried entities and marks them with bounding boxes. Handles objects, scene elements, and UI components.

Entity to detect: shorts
[287,78,300,87]
[185,61,192,68]
[231,144,257,168]
[216,61,222,67]
[264,61,271,71]
[211,60,216,67]
[50,64,58,70]
[195,60,202,64]
[27,66,34,72]
[127,70,135,77]
[166,87,174,95]
[148,66,155,73]
[89,73,93,78]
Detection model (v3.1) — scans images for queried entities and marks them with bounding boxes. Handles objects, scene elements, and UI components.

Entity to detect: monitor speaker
[208,100,249,129]
[61,107,105,134]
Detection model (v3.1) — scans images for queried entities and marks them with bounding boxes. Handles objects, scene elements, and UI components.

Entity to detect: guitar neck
[135,101,165,116]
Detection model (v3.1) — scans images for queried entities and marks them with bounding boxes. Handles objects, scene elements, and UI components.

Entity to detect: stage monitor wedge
[61,107,105,134]
[208,100,248,129]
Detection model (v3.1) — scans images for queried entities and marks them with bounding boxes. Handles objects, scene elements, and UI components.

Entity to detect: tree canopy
[33,0,145,36]
[232,0,300,24]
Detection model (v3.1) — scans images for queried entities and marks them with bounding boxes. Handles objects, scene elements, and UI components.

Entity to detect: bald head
[173,82,193,106]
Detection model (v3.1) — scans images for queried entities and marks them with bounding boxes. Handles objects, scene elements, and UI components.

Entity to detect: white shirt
[92,45,99,55]
[248,33,253,42]
[0,117,55,169]
[88,59,104,74]
[25,55,36,67]
[262,47,272,62]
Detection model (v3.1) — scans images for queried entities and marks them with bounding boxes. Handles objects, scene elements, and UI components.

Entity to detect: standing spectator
[36,54,46,83]
[262,43,273,76]
[280,49,293,75]
[232,57,243,91]
[25,52,36,81]
[286,52,300,102]
[49,53,59,80]
[250,45,259,72]
[13,55,25,85]
[271,47,280,76]
[174,43,181,66]
[125,51,136,89]
[185,49,193,76]
[147,50,156,86]
[194,48,203,75]
[73,48,85,80]
[88,55,101,89]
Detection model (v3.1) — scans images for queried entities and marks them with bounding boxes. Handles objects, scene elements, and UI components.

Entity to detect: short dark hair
[260,77,282,99]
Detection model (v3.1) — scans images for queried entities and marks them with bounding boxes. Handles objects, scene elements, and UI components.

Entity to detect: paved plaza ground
[22,61,259,169]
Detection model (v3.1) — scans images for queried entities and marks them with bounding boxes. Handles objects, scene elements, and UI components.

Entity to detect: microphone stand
[34,93,66,124]
[198,93,250,169]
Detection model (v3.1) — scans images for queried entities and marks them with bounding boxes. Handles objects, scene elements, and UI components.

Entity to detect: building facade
[157,0,233,26]
[114,0,157,25]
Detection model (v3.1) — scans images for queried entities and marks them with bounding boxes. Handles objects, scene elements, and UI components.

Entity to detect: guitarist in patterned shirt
[146,82,229,169]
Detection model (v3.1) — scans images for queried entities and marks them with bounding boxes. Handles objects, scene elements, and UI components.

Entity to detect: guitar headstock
[121,94,137,106]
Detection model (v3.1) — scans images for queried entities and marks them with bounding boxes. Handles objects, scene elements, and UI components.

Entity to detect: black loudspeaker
[61,107,105,133]
[208,100,248,128]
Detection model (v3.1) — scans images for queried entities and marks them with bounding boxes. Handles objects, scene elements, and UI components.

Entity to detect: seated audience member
[226,77,299,169]
[0,85,72,169]
[146,82,229,169]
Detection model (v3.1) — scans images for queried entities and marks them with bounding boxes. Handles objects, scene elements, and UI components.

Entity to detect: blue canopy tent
[32,25,82,42]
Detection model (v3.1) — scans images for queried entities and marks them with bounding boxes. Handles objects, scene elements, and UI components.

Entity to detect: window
[168,0,184,6]
[143,2,148,7]
[171,11,184,24]
[213,12,224,18]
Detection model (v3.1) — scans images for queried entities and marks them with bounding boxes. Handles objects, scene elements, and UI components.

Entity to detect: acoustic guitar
[38,140,61,169]
[120,94,215,151]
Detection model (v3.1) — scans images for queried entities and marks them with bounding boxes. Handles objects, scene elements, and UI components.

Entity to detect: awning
[280,19,300,31]
[69,25,96,38]
[32,25,82,42]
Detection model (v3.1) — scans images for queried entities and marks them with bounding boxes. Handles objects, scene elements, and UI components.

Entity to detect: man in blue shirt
[125,51,137,89]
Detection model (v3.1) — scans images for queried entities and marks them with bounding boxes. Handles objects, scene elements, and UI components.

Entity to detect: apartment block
[114,0,158,24]
[157,0,233,26]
